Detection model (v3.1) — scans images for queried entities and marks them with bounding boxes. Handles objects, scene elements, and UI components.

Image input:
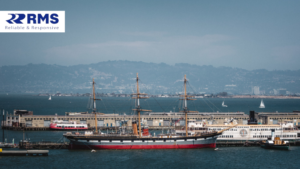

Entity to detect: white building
[252,86,260,95]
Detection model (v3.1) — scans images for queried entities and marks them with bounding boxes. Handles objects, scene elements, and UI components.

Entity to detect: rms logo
[0,11,65,32]
[6,13,59,24]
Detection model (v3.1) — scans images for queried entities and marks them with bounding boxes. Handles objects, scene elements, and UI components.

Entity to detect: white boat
[50,120,88,130]
[49,96,51,100]
[259,99,265,108]
[50,114,88,130]
[176,119,300,141]
[222,101,228,107]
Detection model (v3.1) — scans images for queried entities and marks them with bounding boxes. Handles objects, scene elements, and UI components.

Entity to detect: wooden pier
[216,141,261,147]
[2,126,50,131]
[2,126,174,131]
[19,141,69,149]
[216,140,300,147]
[0,149,48,156]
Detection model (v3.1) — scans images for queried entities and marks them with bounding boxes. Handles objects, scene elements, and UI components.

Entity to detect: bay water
[1,94,300,168]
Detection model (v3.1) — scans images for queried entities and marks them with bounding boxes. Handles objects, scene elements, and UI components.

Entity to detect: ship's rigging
[131,73,151,138]
[180,75,198,136]
[92,78,101,134]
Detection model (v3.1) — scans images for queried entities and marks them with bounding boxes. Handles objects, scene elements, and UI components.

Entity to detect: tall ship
[64,74,232,149]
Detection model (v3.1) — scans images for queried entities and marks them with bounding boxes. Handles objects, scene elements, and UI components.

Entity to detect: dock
[3,111,300,131]
[0,149,48,156]
[216,140,300,147]
[19,141,69,149]
[1,126,174,131]
[216,141,261,147]
[0,143,17,148]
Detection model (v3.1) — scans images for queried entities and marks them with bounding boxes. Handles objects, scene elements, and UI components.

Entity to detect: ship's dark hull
[261,143,289,150]
[66,134,219,150]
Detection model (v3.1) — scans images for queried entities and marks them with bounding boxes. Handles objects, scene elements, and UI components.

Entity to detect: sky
[0,0,300,70]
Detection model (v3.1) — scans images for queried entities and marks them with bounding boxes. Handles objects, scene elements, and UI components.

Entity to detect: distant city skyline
[0,61,299,94]
[1,0,300,70]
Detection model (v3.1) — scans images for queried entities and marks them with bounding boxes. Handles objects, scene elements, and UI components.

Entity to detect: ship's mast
[184,75,188,136]
[180,75,197,136]
[92,78,101,134]
[132,73,151,138]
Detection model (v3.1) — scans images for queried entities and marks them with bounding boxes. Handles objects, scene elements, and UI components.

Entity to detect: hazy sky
[0,0,299,70]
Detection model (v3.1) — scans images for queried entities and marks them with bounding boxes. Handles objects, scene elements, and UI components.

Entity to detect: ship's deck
[64,132,221,140]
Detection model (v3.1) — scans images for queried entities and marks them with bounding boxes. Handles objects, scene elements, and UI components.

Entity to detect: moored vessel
[50,114,88,130]
[64,74,232,149]
[261,129,289,150]
[50,121,88,130]
[176,111,300,141]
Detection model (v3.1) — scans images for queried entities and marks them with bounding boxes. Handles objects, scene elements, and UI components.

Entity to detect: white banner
[0,11,65,33]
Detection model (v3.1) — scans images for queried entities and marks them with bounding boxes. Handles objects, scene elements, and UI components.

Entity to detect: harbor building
[2,110,300,129]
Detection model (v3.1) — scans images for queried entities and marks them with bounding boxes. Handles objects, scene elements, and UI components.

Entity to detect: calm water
[1,94,300,168]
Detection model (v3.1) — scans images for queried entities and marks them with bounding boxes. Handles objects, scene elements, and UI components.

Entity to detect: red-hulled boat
[64,74,231,149]
[50,120,88,130]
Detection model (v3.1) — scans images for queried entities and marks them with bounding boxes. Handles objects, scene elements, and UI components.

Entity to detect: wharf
[0,149,48,156]
[216,141,261,147]
[0,143,17,148]
[19,141,69,149]
[216,140,300,147]
[4,111,300,131]
[2,126,174,131]
[2,126,50,131]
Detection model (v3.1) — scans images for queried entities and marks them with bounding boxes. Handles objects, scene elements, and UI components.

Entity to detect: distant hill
[0,60,299,94]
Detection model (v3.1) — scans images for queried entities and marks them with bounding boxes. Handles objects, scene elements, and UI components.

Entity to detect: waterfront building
[3,110,300,129]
